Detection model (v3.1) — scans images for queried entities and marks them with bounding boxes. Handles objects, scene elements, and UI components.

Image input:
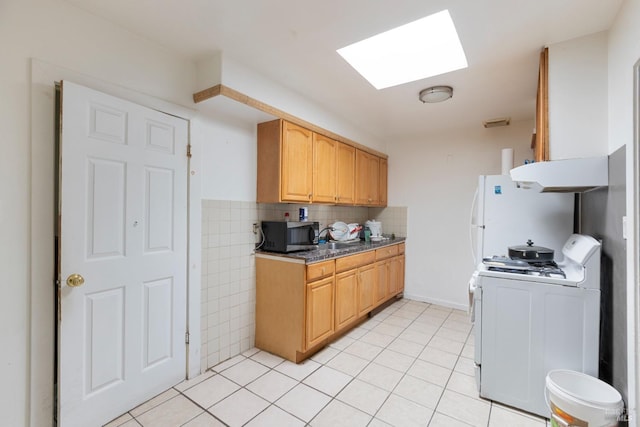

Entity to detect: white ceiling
[65,0,623,140]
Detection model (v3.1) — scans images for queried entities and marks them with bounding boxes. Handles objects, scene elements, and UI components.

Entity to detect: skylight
[337,10,468,90]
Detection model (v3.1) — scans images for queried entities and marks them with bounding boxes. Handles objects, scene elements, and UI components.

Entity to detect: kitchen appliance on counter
[469,234,601,417]
[261,221,319,253]
[470,174,575,266]
[365,220,382,237]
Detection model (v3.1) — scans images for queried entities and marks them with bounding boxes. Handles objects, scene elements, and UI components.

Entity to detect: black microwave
[261,221,319,253]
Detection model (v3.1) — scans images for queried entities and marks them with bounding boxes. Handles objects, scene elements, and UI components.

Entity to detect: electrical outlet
[253,223,259,234]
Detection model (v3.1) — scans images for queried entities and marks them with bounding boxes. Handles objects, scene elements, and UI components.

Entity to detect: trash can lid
[546,370,623,408]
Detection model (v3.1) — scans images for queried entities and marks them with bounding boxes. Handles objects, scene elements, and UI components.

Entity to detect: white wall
[388,120,534,308]
[7,0,636,424]
[546,3,640,419]
[196,54,387,153]
[2,2,389,425]
[0,1,198,425]
[548,31,609,160]
[607,0,640,422]
[196,114,257,201]
[608,0,640,153]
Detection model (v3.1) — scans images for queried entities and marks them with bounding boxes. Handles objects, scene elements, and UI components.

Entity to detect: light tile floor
[105,299,551,427]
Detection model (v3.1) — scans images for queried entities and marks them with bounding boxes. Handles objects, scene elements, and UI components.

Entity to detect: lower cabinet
[397,254,405,293]
[357,264,376,317]
[375,259,390,305]
[335,270,358,331]
[256,242,405,363]
[305,276,334,348]
[389,256,401,295]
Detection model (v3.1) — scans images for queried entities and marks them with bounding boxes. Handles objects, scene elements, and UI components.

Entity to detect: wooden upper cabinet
[336,142,356,204]
[379,158,388,207]
[534,47,549,162]
[312,133,337,203]
[355,149,380,206]
[281,121,313,202]
[258,119,385,206]
[257,119,312,203]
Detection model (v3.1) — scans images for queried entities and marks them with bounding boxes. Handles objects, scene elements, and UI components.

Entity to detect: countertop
[255,236,406,264]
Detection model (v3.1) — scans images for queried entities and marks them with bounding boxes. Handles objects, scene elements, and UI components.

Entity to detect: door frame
[630,57,640,426]
[30,59,202,427]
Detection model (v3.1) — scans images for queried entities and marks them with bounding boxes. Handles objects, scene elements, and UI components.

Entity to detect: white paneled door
[58,81,189,427]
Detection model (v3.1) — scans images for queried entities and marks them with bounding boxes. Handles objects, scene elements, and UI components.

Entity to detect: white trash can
[545,370,623,427]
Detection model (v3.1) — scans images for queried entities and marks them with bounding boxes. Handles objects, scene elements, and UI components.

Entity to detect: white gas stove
[468,234,601,417]
[475,233,601,287]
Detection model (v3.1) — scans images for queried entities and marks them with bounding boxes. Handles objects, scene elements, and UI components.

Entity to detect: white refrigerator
[470,175,575,265]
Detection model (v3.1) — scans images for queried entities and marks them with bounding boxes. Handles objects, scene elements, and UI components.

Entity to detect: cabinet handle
[308,194,312,200]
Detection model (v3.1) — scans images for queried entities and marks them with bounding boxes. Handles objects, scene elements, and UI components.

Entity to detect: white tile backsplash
[200,199,408,372]
[201,200,259,370]
[257,203,408,238]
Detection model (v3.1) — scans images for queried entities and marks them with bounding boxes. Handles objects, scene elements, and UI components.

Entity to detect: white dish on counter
[329,221,349,241]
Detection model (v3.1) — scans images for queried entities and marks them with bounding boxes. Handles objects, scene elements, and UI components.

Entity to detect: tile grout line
[316,299,457,425]
[375,302,467,426]
[367,301,433,424]
[121,299,477,427]
[305,300,410,426]
[424,311,474,426]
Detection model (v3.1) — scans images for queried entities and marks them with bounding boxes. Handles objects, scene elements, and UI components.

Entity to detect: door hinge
[187,144,192,158]
[185,331,190,344]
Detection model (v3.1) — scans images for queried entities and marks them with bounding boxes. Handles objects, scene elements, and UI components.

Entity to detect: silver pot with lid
[508,239,554,263]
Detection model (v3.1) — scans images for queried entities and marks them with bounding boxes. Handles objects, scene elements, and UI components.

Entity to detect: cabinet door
[375,260,389,305]
[358,264,377,317]
[336,142,355,204]
[305,277,334,349]
[397,254,405,292]
[335,270,358,331]
[379,158,388,207]
[281,121,313,202]
[355,150,380,205]
[389,255,405,296]
[312,133,337,203]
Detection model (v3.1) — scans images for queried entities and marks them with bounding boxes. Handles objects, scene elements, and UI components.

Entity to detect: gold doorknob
[66,273,85,287]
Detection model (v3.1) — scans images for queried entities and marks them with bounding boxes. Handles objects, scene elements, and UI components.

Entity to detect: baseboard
[402,293,468,312]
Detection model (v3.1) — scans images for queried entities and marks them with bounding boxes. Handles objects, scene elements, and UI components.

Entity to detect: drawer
[398,243,405,254]
[306,260,335,282]
[375,244,399,261]
[335,251,376,272]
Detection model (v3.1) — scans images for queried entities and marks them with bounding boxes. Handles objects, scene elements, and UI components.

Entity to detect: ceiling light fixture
[419,86,453,103]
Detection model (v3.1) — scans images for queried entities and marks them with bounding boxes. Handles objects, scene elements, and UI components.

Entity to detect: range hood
[510,156,608,193]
